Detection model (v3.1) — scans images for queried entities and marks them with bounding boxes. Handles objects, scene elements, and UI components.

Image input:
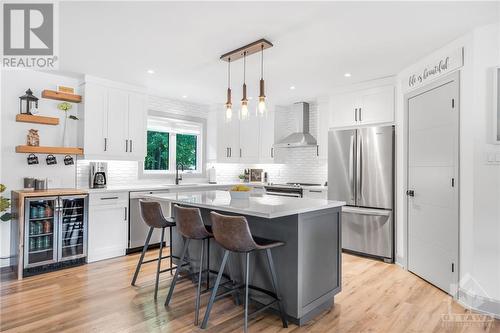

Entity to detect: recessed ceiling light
[147,69,155,74]
[344,73,352,77]
[289,86,296,90]
[182,95,188,99]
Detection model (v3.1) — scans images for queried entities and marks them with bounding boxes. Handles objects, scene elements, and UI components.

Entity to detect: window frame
[139,111,206,179]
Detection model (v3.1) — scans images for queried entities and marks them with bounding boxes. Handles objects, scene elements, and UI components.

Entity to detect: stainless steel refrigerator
[328,125,394,262]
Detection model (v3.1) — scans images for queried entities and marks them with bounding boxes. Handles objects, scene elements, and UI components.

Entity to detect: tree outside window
[176,134,197,170]
[144,131,169,170]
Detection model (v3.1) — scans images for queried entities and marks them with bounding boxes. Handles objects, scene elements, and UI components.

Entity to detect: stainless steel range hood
[274,102,318,148]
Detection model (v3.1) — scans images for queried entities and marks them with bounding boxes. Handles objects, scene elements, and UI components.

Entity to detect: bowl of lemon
[229,184,252,199]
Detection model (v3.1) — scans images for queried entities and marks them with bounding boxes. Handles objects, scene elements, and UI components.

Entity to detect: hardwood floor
[1,251,498,333]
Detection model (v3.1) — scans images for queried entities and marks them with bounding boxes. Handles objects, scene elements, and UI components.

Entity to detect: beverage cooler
[23,195,88,275]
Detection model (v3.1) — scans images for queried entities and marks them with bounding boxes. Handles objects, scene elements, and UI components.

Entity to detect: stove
[264,182,323,198]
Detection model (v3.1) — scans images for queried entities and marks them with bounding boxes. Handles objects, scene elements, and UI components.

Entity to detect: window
[143,115,203,174]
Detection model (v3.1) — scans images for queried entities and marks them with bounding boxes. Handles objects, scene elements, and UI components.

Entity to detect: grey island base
[144,191,344,326]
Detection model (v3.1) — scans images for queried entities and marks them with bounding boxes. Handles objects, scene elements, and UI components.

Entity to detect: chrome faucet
[175,163,184,185]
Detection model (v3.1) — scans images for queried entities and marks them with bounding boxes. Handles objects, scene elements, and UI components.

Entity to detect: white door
[107,88,129,157]
[407,73,459,295]
[127,92,147,159]
[330,92,357,127]
[259,110,275,163]
[82,83,108,155]
[357,86,395,124]
[88,203,128,262]
[239,113,260,162]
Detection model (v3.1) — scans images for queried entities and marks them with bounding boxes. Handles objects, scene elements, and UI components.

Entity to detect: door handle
[104,138,108,152]
[359,107,362,121]
[349,134,355,201]
[125,139,128,152]
[229,148,232,157]
[240,148,242,158]
[130,140,133,152]
[406,190,415,197]
[100,196,119,200]
[355,108,358,122]
[271,147,274,158]
[124,207,128,221]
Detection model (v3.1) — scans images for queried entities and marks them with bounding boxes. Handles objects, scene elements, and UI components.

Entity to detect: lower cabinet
[303,188,328,200]
[88,192,128,263]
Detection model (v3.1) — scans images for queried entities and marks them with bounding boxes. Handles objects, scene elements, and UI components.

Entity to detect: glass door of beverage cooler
[24,197,58,268]
[58,195,88,261]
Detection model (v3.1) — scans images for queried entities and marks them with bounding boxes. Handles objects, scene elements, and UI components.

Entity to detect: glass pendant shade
[258,78,266,115]
[240,83,249,120]
[225,59,232,121]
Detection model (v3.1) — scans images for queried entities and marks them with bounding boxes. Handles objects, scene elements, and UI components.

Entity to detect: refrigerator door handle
[349,134,355,201]
[356,133,363,202]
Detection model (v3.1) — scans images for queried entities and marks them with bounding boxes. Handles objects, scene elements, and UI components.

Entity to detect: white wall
[396,23,500,314]
[0,70,81,266]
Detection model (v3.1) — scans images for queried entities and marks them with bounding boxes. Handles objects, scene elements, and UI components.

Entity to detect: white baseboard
[458,288,500,319]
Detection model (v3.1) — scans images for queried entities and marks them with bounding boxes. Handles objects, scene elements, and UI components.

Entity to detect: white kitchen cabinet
[239,113,260,162]
[259,110,275,163]
[329,85,394,128]
[79,77,147,160]
[330,92,357,128]
[216,108,275,164]
[217,111,240,163]
[127,92,148,159]
[88,192,128,262]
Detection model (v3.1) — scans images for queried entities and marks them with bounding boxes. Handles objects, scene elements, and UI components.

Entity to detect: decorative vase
[62,116,69,147]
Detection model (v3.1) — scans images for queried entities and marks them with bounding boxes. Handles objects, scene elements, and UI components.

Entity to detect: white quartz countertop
[143,190,345,219]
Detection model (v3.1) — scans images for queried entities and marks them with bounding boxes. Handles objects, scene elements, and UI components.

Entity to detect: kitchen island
[144,190,344,325]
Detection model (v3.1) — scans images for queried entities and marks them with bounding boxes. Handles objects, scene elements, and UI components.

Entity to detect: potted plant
[0,184,12,222]
[58,102,79,147]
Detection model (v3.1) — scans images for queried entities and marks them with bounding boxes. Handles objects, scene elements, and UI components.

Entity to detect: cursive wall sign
[406,47,464,91]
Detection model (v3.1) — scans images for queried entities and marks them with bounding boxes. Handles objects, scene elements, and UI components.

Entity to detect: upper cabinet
[78,77,147,160]
[329,85,395,128]
[216,108,275,164]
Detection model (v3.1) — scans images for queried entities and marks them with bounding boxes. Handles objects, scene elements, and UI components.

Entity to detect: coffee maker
[89,162,107,188]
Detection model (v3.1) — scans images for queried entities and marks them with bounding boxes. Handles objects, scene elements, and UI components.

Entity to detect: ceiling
[59,1,499,106]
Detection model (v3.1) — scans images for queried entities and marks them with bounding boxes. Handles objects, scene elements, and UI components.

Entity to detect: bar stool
[201,211,288,332]
[131,200,176,300]
[165,204,213,326]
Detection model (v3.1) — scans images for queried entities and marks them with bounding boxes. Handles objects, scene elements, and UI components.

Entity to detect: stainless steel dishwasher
[128,190,171,253]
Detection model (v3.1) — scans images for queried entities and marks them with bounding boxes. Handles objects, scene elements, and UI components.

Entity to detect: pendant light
[225,58,233,120]
[240,51,249,120]
[258,44,266,115]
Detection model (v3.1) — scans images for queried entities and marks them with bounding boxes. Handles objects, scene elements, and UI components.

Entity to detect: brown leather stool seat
[201,212,288,332]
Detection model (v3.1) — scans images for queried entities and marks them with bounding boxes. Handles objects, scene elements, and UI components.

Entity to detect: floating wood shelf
[16,114,59,125]
[16,145,84,155]
[42,90,82,103]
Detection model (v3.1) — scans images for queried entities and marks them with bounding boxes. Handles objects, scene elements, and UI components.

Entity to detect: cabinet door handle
[271,147,274,158]
[124,207,128,221]
[100,196,119,200]
[359,107,362,121]
[240,148,242,158]
[125,139,128,152]
[355,108,358,122]
[130,140,133,153]
[229,148,232,157]
[104,138,108,151]
[317,145,319,156]
[309,190,323,193]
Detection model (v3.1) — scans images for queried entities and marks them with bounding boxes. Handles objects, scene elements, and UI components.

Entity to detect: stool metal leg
[194,239,205,325]
[165,238,190,306]
[206,238,210,289]
[201,250,229,329]
[131,226,154,286]
[244,252,250,333]
[154,227,165,300]
[266,249,288,328]
[169,226,173,276]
